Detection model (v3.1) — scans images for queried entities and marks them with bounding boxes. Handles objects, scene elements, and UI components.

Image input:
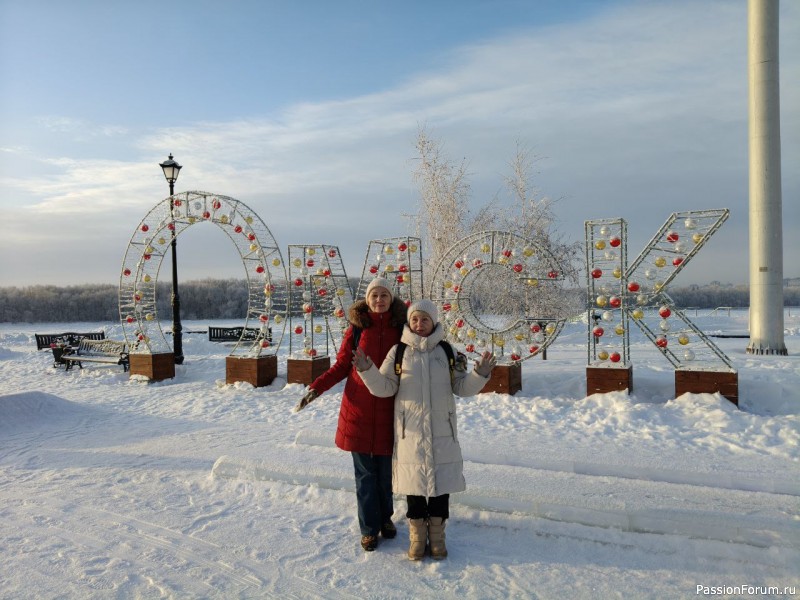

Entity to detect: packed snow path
[1,316,798,598]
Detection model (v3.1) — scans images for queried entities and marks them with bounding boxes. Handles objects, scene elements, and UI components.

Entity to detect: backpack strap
[394,342,407,376]
[351,326,362,348]
[394,340,455,384]
[438,341,456,385]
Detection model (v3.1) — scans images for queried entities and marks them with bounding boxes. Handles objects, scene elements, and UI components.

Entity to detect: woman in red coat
[295,277,406,551]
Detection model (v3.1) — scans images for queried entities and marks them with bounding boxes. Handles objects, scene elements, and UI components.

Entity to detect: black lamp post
[160,153,184,365]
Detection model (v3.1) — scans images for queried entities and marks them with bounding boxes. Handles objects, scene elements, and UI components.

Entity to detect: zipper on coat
[370,312,385,455]
[401,411,406,439]
[448,411,456,439]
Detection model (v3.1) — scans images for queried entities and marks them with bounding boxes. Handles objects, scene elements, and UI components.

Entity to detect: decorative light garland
[119,191,287,358]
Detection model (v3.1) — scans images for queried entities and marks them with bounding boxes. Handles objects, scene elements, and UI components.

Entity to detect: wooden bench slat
[208,326,268,343]
[63,337,129,372]
[36,331,105,350]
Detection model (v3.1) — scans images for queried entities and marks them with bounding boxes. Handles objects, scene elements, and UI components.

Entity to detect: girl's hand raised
[474,351,497,377]
[352,347,373,372]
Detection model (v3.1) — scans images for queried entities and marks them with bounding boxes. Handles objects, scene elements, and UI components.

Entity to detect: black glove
[294,389,319,412]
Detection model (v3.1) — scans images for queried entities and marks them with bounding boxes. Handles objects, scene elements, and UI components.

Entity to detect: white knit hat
[407,299,439,325]
[365,277,393,301]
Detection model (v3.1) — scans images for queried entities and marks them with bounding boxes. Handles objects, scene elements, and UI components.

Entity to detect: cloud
[1,0,797,286]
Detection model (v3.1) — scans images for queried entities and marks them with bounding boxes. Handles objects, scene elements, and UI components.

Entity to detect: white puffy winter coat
[360,324,489,497]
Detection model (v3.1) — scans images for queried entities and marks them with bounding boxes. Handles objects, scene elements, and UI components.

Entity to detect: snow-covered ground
[1,310,798,599]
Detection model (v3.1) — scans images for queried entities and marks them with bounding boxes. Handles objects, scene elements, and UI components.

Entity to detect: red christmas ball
[529,345,539,354]
[609,237,621,248]
[399,264,408,273]
[318,288,328,296]
[456,319,465,328]
[591,268,603,279]
[659,306,672,318]
[609,352,621,363]
[294,326,303,334]
[473,259,482,267]
[167,223,175,231]
[502,249,512,257]
[593,326,604,337]
[627,281,640,292]
[609,296,621,308]
[442,303,451,312]
[322,268,331,277]
[143,254,151,260]
[123,268,131,277]
[656,336,668,348]
[212,199,221,210]
[530,324,541,333]
[398,243,408,252]
[666,231,679,243]
[248,233,256,241]
[173,199,182,207]
[454,260,464,269]
[547,270,558,279]
[294,278,304,287]
[256,265,265,273]
[309,348,317,357]
[261,340,270,348]
[202,211,211,219]
[126,315,135,323]
[260,314,269,322]
[369,265,379,274]
[306,259,315,267]
[511,353,521,361]
[673,257,684,267]
[141,224,149,232]
[234,225,243,234]
[328,249,337,258]
[465,344,475,353]
[512,264,524,273]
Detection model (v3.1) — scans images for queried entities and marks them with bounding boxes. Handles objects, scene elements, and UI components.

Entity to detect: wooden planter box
[586,365,633,395]
[226,355,278,387]
[287,356,331,385]
[480,363,522,395]
[130,352,175,382]
[675,369,738,406]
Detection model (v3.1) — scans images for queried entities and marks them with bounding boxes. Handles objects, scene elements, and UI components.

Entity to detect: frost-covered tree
[410,128,583,319]
[410,127,471,275]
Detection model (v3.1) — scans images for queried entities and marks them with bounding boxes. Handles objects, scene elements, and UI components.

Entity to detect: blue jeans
[351,452,393,536]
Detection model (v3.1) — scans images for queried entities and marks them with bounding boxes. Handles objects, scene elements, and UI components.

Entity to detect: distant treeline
[1,279,799,323]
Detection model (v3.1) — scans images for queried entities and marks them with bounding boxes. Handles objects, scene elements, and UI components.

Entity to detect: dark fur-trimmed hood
[348,297,408,329]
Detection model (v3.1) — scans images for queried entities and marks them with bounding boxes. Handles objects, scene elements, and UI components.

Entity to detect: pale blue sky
[1,0,797,287]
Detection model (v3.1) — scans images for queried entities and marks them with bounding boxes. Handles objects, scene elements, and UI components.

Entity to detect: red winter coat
[309,297,406,456]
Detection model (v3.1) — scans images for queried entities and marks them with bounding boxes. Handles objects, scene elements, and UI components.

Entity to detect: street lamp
[159,153,184,365]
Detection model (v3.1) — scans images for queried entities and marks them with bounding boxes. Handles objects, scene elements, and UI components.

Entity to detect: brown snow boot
[428,517,447,559]
[407,518,427,561]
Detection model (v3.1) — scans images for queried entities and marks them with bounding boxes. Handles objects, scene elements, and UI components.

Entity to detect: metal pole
[170,180,184,364]
[747,0,786,355]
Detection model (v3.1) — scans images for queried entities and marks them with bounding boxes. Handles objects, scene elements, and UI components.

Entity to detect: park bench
[62,338,129,372]
[35,331,105,351]
[208,326,268,343]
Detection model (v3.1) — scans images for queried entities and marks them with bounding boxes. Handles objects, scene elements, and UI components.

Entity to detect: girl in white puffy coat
[354,299,496,560]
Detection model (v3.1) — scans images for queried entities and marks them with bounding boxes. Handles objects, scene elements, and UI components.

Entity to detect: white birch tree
[411,128,582,319]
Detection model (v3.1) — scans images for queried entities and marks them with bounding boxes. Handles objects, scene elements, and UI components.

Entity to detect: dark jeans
[406,494,449,520]
[351,452,393,536]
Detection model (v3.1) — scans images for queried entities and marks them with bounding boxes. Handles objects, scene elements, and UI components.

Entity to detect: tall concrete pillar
[747,0,786,355]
